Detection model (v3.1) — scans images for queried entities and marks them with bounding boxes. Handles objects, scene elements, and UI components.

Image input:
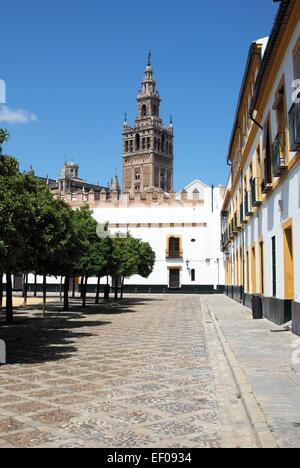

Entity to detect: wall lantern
[186,259,190,269]
[206,258,211,266]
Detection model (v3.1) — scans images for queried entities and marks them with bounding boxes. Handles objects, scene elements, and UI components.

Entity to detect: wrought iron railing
[289,101,300,152]
[272,132,287,177]
[250,178,262,207]
[244,191,252,217]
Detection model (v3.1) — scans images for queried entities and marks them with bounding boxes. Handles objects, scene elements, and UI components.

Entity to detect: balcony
[232,214,236,234]
[240,203,245,225]
[167,251,182,259]
[250,178,262,208]
[235,212,241,231]
[272,132,288,177]
[289,101,300,152]
[244,192,253,217]
[220,234,226,252]
[261,178,272,194]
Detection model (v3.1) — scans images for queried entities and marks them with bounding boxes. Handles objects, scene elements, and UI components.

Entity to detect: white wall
[91,185,224,287]
[226,19,300,303]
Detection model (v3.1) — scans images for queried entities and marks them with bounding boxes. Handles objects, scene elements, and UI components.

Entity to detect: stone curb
[203,297,279,449]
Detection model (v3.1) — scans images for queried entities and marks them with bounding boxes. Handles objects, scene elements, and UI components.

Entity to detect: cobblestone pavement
[0,295,256,448]
[205,295,300,449]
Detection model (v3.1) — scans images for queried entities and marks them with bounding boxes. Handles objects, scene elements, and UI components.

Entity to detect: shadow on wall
[267,195,275,232]
[280,180,290,223]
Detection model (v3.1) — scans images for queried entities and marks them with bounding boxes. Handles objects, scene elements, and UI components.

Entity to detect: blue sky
[0,0,278,190]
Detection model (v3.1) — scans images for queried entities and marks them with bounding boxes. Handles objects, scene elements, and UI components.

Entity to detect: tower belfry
[122,56,174,193]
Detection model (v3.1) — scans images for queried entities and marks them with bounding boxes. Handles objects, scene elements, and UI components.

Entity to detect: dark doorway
[169,269,180,289]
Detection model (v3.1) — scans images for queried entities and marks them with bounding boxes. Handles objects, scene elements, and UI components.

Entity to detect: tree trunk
[6,271,13,324]
[120,277,125,300]
[34,274,37,298]
[42,275,47,317]
[95,276,101,304]
[72,276,76,299]
[64,276,69,311]
[82,276,88,308]
[80,276,85,299]
[0,274,3,310]
[22,274,26,298]
[23,274,28,307]
[104,276,110,302]
[114,277,118,301]
[59,276,63,302]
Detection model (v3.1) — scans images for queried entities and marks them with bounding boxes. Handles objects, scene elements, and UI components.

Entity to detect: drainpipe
[249,111,263,130]
[211,185,215,213]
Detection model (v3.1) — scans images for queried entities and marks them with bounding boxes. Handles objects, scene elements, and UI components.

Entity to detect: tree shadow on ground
[0,296,163,365]
[0,306,111,365]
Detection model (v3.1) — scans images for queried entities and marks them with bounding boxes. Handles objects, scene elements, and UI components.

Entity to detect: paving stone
[0,295,257,448]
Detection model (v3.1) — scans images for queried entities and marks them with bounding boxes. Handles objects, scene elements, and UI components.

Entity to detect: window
[259,241,264,295]
[274,85,287,134]
[135,134,140,151]
[262,121,273,189]
[162,133,165,152]
[167,237,182,258]
[191,269,196,282]
[272,236,277,297]
[256,143,262,199]
[142,105,147,117]
[293,40,300,79]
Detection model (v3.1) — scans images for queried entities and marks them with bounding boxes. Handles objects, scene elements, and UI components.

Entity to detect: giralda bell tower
[122,54,174,193]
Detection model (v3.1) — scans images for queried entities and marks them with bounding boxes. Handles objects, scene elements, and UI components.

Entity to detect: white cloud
[0,105,37,124]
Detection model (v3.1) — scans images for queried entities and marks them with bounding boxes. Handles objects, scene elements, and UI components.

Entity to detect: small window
[142,105,147,117]
[135,134,140,151]
[263,121,273,185]
[191,269,196,282]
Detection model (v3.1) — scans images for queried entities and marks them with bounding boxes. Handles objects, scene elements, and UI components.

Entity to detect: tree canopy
[0,129,156,322]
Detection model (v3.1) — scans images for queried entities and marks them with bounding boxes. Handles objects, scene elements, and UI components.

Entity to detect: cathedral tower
[122,55,174,193]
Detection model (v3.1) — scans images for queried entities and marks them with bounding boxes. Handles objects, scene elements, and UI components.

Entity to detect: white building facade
[221,0,300,334]
[13,181,224,295]
[91,181,224,293]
